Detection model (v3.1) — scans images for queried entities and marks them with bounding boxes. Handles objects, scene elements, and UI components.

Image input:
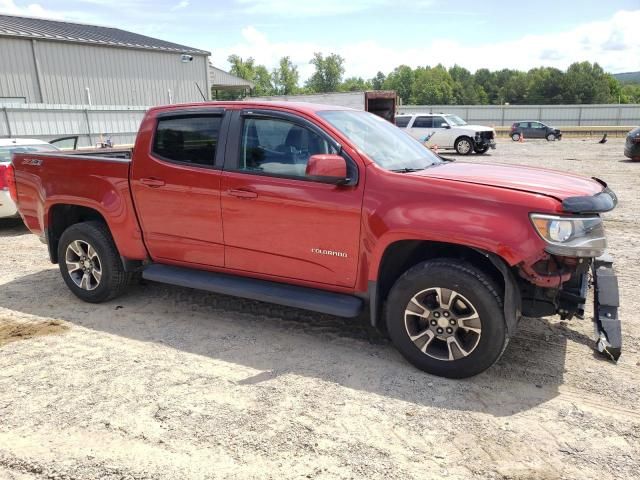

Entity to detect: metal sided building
[0,14,211,106]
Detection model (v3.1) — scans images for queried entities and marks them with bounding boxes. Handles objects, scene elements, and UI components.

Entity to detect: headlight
[530,214,606,257]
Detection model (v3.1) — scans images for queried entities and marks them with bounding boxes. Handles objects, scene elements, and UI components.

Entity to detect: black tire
[511,133,521,142]
[546,133,556,141]
[385,259,507,378]
[57,221,131,303]
[474,145,489,154]
[454,136,474,155]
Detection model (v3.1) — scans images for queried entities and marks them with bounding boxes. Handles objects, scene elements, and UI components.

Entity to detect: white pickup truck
[395,113,496,155]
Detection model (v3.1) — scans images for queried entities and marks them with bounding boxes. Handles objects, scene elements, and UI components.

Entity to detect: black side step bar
[142,264,364,318]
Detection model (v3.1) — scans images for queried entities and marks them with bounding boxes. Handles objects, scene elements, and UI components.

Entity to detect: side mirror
[441,123,450,129]
[306,154,349,184]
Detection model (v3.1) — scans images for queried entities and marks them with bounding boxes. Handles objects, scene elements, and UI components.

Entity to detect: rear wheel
[57,221,131,303]
[454,137,473,155]
[474,145,489,154]
[511,133,521,142]
[385,259,508,378]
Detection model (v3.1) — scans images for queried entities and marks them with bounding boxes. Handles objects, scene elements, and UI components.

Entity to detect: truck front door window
[412,117,433,129]
[239,117,334,178]
[153,115,221,166]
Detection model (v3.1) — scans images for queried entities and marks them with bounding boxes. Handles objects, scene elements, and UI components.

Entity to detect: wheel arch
[368,240,520,334]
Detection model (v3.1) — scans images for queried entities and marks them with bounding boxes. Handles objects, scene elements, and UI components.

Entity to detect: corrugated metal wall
[0,37,209,105]
[1,104,146,147]
[398,104,640,127]
[0,37,41,102]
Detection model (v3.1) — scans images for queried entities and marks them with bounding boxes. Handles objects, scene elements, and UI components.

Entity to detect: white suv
[395,113,496,155]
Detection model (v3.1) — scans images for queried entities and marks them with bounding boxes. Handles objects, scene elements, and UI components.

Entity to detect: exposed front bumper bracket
[592,254,621,361]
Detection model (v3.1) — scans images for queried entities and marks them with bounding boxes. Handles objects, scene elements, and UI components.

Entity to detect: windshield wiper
[390,167,425,173]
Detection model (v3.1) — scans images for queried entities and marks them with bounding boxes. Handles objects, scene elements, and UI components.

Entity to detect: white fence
[0,103,147,147]
[398,104,640,127]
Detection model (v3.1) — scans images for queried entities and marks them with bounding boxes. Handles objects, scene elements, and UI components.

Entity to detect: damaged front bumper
[592,254,621,361]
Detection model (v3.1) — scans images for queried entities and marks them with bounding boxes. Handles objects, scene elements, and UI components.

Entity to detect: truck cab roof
[147,101,355,116]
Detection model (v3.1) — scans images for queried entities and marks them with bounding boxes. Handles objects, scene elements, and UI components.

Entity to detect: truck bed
[11,150,147,260]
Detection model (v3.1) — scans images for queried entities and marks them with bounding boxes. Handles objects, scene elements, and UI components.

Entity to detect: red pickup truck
[7,101,621,378]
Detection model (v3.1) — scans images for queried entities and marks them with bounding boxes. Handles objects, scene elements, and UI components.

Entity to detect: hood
[416,162,603,200]
[457,124,494,132]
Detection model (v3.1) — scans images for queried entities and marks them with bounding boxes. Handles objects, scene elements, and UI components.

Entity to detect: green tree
[370,71,386,90]
[527,67,565,104]
[340,76,372,92]
[449,65,488,104]
[562,62,612,104]
[474,68,500,104]
[383,65,414,104]
[272,56,299,95]
[227,54,256,81]
[410,65,455,104]
[305,52,345,93]
[621,84,640,103]
[501,71,529,104]
[227,54,274,96]
[253,65,274,96]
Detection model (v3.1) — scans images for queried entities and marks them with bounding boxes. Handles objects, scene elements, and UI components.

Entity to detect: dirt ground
[1,138,638,480]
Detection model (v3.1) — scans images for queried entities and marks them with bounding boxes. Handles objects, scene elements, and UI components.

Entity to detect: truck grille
[478,131,494,140]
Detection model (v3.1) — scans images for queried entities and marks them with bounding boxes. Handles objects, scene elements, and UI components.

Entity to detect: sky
[1,0,639,81]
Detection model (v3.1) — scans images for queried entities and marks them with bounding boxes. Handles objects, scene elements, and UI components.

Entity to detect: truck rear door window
[153,115,221,166]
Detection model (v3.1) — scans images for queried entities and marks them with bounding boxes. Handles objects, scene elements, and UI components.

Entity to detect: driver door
[220,109,364,287]
[408,116,434,143]
[429,116,453,147]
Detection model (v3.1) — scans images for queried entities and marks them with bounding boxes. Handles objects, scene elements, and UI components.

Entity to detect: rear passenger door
[130,109,227,267]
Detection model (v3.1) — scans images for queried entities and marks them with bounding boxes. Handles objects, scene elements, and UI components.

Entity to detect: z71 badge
[22,158,43,166]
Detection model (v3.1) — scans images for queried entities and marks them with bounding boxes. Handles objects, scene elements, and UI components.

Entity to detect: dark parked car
[510,121,562,141]
[624,127,640,161]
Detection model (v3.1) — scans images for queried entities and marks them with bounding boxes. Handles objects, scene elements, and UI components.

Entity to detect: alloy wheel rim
[458,140,471,154]
[65,240,102,291]
[404,287,482,361]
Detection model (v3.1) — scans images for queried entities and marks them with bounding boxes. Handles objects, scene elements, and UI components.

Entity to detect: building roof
[0,13,210,55]
[209,64,254,89]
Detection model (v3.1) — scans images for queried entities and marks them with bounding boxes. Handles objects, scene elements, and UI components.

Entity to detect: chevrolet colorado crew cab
[8,101,621,378]
[395,113,496,155]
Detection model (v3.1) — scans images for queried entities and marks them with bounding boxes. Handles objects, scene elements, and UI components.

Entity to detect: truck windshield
[0,144,58,162]
[318,110,442,171]
[447,115,467,126]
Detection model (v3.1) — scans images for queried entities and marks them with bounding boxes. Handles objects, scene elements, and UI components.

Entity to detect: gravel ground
[1,138,639,480]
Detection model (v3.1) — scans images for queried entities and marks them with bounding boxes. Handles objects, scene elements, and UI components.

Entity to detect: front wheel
[511,133,521,142]
[57,221,132,303]
[546,133,556,141]
[385,259,508,378]
[454,137,474,155]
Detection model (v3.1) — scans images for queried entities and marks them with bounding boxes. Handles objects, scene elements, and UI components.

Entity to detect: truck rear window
[153,115,221,167]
